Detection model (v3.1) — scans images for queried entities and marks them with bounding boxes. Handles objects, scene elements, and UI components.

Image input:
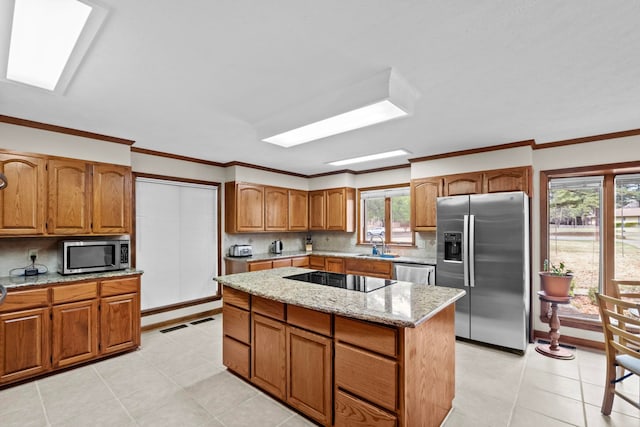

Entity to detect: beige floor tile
[49,398,135,427]
[169,361,226,388]
[37,366,115,425]
[582,381,640,419]
[509,405,576,426]
[185,371,258,417]
[521,367,583,401]
[516,386,585,426]
[277,414,317,426]
[134,391,216,427]
[526,351,581,380]
[0,404,48,427]
[584,402,640,427]
[216,393,294,427]
[0,381,42,416]
[118,379,183,418]
[450,387,514,426]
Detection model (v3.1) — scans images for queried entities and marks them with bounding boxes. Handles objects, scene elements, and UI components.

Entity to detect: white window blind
[135,177,218,310]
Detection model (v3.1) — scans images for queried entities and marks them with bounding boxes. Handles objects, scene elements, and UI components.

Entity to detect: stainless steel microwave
[58,239,130,275]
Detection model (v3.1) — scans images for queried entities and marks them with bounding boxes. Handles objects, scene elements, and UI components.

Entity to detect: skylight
[328,149,410,166]
[7,0,92,91]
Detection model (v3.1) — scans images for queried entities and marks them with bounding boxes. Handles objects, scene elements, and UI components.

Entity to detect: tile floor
[1,314,638,427]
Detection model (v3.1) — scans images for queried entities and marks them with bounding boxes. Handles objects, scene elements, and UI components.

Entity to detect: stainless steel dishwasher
[393,263,436,285]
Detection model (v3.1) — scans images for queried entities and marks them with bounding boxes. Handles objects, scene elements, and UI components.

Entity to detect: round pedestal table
[535,290,575,360]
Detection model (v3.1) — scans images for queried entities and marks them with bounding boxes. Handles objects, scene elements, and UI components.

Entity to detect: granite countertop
[225,250,436,266]
[215,267,464,328]
[0,269,144,289]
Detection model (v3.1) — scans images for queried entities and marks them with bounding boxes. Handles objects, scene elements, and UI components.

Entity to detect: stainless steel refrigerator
[436,191,530,352]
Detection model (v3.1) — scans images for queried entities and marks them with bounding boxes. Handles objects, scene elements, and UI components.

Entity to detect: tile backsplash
[0,237,61,277]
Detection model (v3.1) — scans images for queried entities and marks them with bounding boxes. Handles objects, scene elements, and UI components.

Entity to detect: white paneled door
[136,178,218,310]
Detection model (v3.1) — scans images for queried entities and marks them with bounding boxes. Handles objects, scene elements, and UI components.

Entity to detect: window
[359,185,413,245]
[541,164,640,327]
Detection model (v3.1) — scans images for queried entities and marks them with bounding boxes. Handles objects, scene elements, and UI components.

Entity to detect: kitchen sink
[356,253,399,259]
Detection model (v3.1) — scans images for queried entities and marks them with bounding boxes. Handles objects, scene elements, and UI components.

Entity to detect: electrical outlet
[28,249,38,260]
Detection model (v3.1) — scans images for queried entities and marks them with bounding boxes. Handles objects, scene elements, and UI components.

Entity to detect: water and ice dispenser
[443,232,463,262]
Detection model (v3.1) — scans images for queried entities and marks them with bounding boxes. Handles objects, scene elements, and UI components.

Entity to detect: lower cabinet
[0,274,141,387]
[287,326,332,426]
[251,313,287,399]
[0,307,51,384]
[52,300,99,368]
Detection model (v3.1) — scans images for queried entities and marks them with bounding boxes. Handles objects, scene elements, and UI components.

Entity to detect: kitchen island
[216,267,465,427]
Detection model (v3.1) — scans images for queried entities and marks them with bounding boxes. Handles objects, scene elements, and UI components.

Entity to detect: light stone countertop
[215,267,464,328]
[0,269,143,289]
[225,250,436,265]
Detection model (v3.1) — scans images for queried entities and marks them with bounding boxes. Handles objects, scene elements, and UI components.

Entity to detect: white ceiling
[1,1,639,175]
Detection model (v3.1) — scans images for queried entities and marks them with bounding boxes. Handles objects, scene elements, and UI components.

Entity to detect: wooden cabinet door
[288,189,308,231]
[252,314,286,399]
[483,166,530,195]
[100,292,140,355]
[0,307,50,384]
[52,300,98,368]
[309,255,325,270]
[326,188,346,230]
[265,186,288,231]
[236,183,265,232]
[308,190,326,230]
[286,326,332,426]
[48,159,92,234]
[443,172,482,196]
[92,164,131,234]
[411,177,443,230]
[325,257,345,273]
[0,153,46,235]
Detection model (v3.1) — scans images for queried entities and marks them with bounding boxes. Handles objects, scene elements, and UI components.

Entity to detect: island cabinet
[221,284,457,427]
[0,152,47,235]
[0,274,141,387]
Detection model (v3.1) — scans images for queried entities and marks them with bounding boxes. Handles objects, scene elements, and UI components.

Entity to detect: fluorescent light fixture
[258,68,420,148]
[6,0,96,91]
[328,149,410,166]
[263,100,407,148]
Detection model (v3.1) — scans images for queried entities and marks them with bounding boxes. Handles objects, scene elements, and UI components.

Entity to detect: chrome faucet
[370,235,386,255]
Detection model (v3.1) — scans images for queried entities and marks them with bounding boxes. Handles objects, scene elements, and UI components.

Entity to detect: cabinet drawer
[0,288,49,313]
[335,390,397,427]
[223,304,250,344]
[335,343,397,412]
[291,257,309,268]
[223,336,250,378]
[100,277,139,297]
[345,258,393,278]
[335,316,397,357]
[252,296,285,321]
[52,282,98,304]
[223,286,250,310]
[287,305,331,336]
[248,261,272,271]
[272,258,292,268]
[308,255,325,270]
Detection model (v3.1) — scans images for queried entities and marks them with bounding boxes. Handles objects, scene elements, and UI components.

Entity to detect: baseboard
[141,308,222,332]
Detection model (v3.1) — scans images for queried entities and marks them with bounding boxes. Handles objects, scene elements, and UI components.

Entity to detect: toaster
[228,244,252,257]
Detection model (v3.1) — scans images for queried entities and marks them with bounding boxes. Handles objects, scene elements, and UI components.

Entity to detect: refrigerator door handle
[463,214,469,287]
[469,214,475,287]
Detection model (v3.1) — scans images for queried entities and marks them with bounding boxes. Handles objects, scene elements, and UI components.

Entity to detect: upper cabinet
[0,150,132,237]
[226,182,265,233]
[0,152,46,235]
[308,190,326,231]
[288,189,308,231]
[443,172,483,196]
[411,166,531,230]
[92,164,132,234]
[309,188,355,232]
[265,186,288,232]
[483,166,530,194]
[48,159,92,234]
[411,177,443,230]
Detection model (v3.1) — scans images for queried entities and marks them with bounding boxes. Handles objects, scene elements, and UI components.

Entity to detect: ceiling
[1,1,640,176]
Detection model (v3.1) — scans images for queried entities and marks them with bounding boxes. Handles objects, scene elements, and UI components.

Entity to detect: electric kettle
[270,240,283,254]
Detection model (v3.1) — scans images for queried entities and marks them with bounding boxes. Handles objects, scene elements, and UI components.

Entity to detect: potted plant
[539,259,573,297]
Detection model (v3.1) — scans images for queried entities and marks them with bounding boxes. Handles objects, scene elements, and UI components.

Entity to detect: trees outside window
[360,186,413,245]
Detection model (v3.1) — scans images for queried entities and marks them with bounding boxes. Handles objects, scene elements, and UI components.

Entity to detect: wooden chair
[596,293,640,415]
[610,280,640,376]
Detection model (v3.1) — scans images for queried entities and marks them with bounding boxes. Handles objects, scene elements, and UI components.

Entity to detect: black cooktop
[284,271,396,293]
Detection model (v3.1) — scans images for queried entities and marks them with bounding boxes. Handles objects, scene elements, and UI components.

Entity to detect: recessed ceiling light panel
[328,149,411,166]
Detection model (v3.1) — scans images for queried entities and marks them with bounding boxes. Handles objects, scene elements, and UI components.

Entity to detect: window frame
[539,161,640,330]
[357,183,415,247]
